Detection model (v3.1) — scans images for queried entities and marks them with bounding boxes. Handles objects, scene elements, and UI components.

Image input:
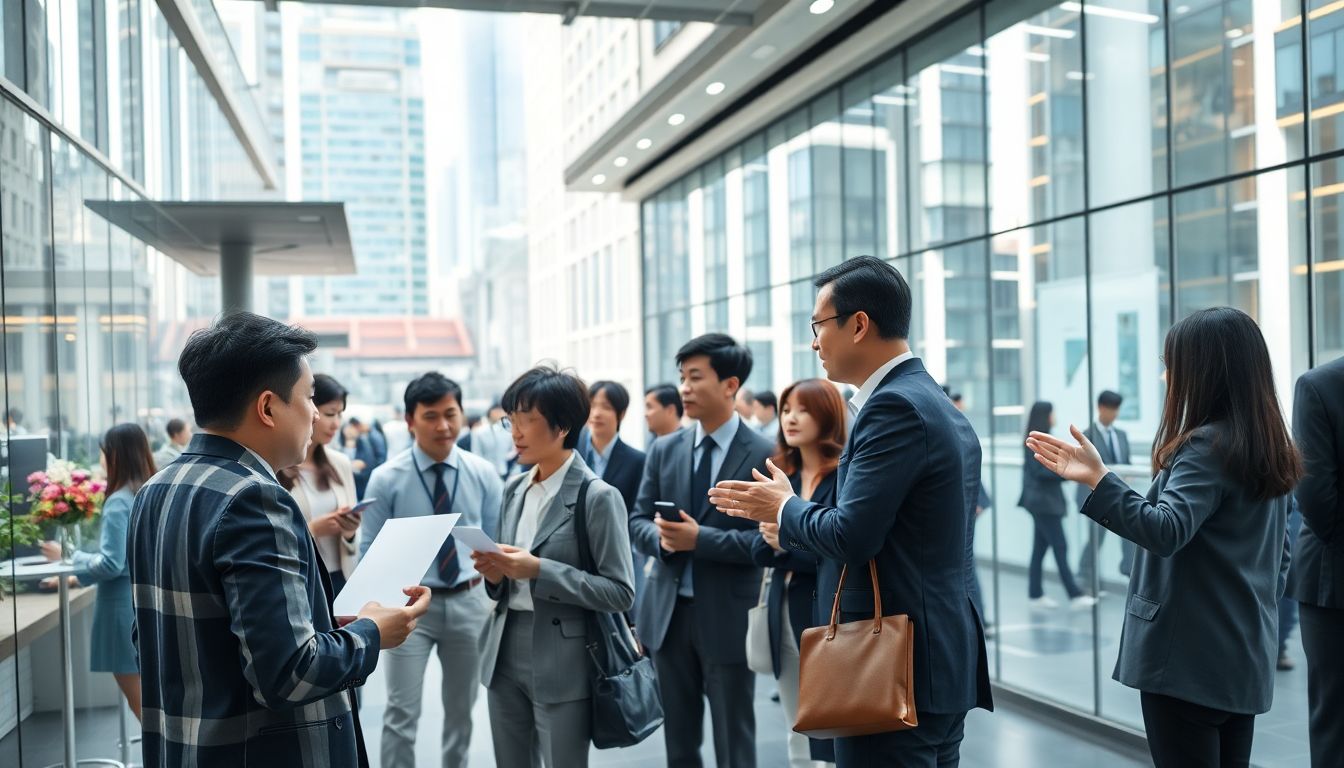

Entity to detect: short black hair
[165,418,188,439]
[177,312,317,430]
[313,374,349,410]
[754,391,777,411]
[403,372,463,418]
[646,384,683,418]
[589,380,631,421]
[1098,390,1124,409]
[501,365,590,450]
[675,333,753,388]
[813,255,912,339]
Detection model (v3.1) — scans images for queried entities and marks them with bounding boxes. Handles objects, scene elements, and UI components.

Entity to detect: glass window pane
[908,12,988,249]
[841,71,880,259]
[811,90,844,270]
[871,52,909,257]
[988,0,1086,229]
[1313,157,1344,362]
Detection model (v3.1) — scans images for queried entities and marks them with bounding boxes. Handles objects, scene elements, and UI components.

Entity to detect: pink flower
[71,470,89,483]
[53,502,69,514]
[26,471,46,484]
[41,486,60,501]
[29,483,42,494]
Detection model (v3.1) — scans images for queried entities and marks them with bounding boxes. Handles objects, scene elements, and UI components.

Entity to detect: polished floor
[2,565,1315,766]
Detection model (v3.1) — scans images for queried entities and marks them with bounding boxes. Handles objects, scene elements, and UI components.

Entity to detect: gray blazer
[479,453,634,705]
[1081,423,1290,714]
[629,422,775,663]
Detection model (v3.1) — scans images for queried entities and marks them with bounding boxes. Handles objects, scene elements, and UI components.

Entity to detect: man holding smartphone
[359,373,504,768]
[629,334,774,768]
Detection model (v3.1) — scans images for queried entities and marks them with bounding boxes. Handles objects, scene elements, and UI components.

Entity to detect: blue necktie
[431,463,459,585]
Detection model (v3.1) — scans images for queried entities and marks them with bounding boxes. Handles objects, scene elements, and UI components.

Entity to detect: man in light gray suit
[630,334,774,768]
[1076,390,1133,591]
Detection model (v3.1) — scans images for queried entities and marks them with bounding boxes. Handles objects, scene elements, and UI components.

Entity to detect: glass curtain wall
[0,0,262,760]
[642,0,1332,759]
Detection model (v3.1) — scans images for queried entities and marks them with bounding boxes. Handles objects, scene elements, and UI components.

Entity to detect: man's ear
[256,391,278,428]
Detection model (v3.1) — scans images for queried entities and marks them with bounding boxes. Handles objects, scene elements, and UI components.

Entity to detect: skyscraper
[287,6,428,316]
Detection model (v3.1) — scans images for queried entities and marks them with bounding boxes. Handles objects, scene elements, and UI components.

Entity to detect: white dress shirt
[847,350,916,417]
[509,451,577,611]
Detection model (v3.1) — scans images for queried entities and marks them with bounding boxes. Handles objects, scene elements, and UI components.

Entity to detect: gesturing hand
[708,459,795,523]
[358,585,432,649]
[1025,424,1109,490]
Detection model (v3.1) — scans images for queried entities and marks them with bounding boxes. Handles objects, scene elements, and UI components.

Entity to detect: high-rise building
[285,6,428,317]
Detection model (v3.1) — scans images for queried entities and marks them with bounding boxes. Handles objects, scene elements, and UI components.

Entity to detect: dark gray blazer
[1019,448,1067,517]
[1081,423,1291,714]
[1287,357,1344,609]
[479,453,634,704]
[629,421,774,663]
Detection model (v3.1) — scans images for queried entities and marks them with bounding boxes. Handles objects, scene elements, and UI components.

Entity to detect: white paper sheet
[333,514,459,616]
[451,526,501,554]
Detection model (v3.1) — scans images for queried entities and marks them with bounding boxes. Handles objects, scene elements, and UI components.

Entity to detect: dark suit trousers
[833,711,966,767]
[1028,515,1082,599]
[653,598,756,768]
[1299,603,1344,767]
[1139,691,1254,768]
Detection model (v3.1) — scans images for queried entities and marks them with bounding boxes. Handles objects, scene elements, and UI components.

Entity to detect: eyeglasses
[500,416,512,431]
[810,313,852,339]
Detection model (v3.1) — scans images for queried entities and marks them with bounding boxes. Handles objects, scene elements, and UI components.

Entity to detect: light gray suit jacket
[479,453,635,704]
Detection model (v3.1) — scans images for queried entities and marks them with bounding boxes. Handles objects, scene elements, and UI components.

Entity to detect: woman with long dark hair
[278,373,360,592]
[42,423,156,719]
[751,378,842,767]
[1019,401,1091,609]
[1027,307,1301,767]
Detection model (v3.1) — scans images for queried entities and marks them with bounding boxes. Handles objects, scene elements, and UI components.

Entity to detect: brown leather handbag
[793,560,918,739]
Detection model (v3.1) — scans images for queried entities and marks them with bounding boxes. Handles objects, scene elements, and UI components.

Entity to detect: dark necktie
[430,463,459,585]
[691,437,715,519]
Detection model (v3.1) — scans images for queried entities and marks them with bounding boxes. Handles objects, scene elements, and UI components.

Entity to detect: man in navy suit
[631,334,775,768]
[580,380,648,616]
[711,257,992,767]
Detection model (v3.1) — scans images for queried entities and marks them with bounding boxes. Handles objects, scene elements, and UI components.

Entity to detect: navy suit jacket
[630,422,774,663]
[596,436,646,516]
[780,358,993,716]
[129,434,379,767]
[1288,356,1344,609]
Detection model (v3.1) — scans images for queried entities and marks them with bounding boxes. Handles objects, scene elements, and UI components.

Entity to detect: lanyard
[411,451,460,517]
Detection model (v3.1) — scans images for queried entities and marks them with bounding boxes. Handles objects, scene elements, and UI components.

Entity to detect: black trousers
[1140,691,1255,768]
[652,598,756,768]
[1299,603,1344,767]
[1028,514,1082,599]
[834,711,966,767]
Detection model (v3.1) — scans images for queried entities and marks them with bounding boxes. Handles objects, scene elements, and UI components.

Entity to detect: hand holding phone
[654,501,679,521]
[344,498,377,517]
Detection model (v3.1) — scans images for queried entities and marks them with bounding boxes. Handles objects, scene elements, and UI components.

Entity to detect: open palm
[1025,424,1109,489]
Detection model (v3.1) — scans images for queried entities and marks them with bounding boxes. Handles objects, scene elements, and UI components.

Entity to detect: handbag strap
[757,568,771,606]
[824,560,883,639]
[573,477,596,573]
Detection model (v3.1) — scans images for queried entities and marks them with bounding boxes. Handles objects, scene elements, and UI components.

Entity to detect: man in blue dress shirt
[359,373,504,768]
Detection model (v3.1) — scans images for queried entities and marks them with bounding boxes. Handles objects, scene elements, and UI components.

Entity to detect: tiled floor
[3,566,1316,766]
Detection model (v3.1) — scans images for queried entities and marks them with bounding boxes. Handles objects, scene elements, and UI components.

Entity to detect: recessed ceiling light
[751,44,776,60]
[297,215,321,223]
[592,174,606,184]
[809,0,834,14]
[636,138,652,150]
[613,156,628,167]
[705,81,725,96]
[667,113,685,126]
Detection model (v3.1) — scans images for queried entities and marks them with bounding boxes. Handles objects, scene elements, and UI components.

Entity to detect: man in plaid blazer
[129,312,430,767]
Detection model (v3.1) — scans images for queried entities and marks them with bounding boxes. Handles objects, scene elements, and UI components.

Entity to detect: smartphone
[345,498,377,516]
[654,501,679,521]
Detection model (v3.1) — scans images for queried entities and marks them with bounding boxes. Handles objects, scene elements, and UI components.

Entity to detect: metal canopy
[84,200,356,278]
[240,0,760,25]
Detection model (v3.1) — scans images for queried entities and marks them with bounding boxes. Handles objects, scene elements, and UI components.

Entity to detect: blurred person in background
[644,384,684,442]
[1019,401,1093,610]
[154,417,192,468]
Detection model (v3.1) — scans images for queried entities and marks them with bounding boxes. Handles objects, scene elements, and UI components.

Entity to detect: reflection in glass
[1312,157,1344,362]
[811,89,844,270]
[871,53,908,258]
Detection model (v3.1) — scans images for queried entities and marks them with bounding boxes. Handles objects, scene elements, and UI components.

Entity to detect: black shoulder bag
[573,479,664,748]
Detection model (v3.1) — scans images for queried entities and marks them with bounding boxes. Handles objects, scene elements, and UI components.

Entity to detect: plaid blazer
[129,433,381,767]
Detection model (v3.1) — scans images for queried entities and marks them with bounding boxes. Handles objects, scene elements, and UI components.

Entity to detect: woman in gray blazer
[1027,307,1302,768]
[470,365,635,768]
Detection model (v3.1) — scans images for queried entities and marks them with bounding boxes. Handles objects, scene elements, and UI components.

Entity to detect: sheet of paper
[333,514,459,616]
[451,526,501,554]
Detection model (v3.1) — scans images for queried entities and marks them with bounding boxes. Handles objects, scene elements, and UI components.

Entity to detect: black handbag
[573,479,664,749]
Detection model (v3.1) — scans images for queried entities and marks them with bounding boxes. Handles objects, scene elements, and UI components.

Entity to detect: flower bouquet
[28,460,106,564]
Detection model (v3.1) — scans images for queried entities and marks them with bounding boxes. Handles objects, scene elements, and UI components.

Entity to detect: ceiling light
[751,45,776,60]
[668,113,685,126]
[592,174,606,184]
[705,81,725,96]
[636,138,652,150]
[613,156,628,167]
[809,0,834,14]
[1225,28,1244,39]
[297,214,321,223]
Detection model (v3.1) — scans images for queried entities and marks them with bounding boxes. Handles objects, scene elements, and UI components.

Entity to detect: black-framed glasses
[810,313,852,338]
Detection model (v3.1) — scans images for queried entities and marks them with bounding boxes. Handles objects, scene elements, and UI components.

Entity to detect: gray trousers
[380,586,489,768]
[486,610,593,768]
